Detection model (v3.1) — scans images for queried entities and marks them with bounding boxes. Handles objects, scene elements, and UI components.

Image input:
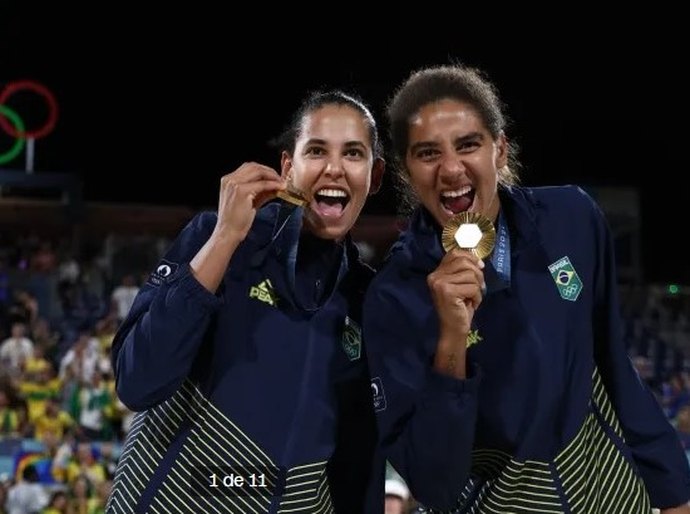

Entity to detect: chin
[315,229,347,242]
[305,221,349,241]
[308,207,358,239]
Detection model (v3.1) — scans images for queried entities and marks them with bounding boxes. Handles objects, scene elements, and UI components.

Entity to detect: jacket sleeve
[591,199,690,508]
[112,212,223,412]
[363,273,480,511]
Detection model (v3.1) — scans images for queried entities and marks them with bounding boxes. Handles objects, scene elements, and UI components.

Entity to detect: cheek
[349,167,372,194]
[480,169,498,190]
[408,170,434,195]
[291,163,318,185]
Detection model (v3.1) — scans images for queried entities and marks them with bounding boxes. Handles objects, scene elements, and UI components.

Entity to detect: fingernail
[478,259,485,269]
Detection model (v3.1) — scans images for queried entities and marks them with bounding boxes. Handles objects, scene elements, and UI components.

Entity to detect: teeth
[441,186,473,198]
[316,188,348,198]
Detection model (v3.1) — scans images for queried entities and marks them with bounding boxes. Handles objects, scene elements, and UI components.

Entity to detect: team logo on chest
[341,316,362,361]
[249,279,279,307]
[548,256,583,301]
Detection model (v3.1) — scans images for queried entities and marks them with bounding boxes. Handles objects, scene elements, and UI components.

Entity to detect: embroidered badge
[371,377,387,412]
[466,329,483,348]
[548,256,583,301]
[147,259,178,287]
[249,279,278,307]
[341,316,362,361]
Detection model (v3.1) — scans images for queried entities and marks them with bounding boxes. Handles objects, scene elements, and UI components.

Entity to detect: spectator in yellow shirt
[0,388,20,436]
[66,474,99,514]
[18,360,61,423]
[66,443,106,487]
[34,397,74,442]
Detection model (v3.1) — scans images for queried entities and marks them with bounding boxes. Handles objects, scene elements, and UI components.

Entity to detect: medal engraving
[442,212,496,259]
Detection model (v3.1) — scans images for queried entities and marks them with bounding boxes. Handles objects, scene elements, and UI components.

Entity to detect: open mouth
[440,185,475,215]
[312,188,351,218]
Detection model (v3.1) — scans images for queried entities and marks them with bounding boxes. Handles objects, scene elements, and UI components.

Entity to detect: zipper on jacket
[548,462,573,514]
[267,328,317,513]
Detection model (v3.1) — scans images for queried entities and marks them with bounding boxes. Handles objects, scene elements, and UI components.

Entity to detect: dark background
[1,5,687,282]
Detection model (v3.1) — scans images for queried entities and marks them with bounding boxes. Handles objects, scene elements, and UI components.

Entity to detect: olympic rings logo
[0,80,59,165]
[563,284,580,297]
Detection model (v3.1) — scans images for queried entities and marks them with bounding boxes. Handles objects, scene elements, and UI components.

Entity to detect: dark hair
[271,90,382,160]
[72,473,94,497]
[49,490,68,505]
[22,464,39,482]
[387,64,520,213]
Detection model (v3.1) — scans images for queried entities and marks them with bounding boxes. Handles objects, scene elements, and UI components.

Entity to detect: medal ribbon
[490,210,511,285]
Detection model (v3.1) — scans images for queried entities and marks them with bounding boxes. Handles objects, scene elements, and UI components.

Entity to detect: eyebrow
[409,132,484,154]
[304,138,367,150]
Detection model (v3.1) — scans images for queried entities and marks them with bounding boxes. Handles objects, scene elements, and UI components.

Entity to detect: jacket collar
[247,201,362,311]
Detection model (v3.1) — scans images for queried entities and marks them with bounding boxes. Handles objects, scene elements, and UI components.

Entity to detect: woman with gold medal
[363,64,690,513]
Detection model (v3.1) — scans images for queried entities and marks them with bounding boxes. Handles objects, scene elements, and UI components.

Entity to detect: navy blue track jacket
[364,185,690,513]
[107,202,382,514]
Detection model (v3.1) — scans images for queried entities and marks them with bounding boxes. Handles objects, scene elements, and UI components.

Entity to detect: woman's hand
[214,162,285,244]
[427,249,485,378]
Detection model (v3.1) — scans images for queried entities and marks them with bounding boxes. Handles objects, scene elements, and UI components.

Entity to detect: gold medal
[441,212,496,259]
[276,181,309,207]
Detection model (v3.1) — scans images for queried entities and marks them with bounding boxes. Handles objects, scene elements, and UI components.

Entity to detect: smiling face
[281,104,383,241]
[405,98,507,228]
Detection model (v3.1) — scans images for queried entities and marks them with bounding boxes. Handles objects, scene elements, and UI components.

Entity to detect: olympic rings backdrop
[0,80,59,165]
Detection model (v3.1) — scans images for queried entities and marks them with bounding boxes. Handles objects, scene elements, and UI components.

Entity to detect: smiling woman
[106,90,387,514]
[276,96,384,241]
[364,63,690,514]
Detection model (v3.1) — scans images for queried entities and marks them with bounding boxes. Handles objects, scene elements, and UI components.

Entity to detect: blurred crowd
[0,233,144,514]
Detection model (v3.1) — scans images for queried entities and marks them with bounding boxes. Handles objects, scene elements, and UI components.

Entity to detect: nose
[438,154,464,185]
[324,156,345,179]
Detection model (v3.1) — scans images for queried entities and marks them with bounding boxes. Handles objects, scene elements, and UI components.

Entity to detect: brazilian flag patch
[548,256,583,301]
[341,316,362,361]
